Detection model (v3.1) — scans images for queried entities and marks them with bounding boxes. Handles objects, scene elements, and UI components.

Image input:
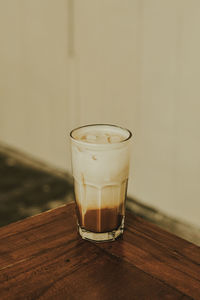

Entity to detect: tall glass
[70,124,132,242]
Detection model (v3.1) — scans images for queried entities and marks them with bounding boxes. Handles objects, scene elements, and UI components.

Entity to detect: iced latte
[70,124,132,242]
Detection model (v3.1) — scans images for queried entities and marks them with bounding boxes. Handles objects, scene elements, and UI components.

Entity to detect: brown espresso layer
[76,205,123,233]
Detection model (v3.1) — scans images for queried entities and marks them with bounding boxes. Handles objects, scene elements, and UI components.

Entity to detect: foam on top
[71,125,131,144]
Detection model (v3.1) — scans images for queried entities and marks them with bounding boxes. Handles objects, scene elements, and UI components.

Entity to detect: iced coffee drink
[70,124,132,242]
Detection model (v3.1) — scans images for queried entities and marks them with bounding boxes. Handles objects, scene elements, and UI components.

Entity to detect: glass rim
[70,123,132,145]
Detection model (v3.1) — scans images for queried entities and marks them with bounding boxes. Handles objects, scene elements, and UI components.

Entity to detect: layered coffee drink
[70,124,132,242]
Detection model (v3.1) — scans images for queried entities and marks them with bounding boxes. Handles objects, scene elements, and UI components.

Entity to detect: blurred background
[0,1,199,240]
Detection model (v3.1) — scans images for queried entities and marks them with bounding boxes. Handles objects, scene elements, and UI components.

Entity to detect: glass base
[78,217,124,242]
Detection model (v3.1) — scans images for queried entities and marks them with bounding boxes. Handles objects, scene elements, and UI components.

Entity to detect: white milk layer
[70,125,131,216]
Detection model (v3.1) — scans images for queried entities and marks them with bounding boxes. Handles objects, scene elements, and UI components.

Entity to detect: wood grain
[0,202,199,300]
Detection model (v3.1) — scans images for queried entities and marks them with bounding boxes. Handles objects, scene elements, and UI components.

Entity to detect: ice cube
[110,135,122,143]
[86,134,97,142]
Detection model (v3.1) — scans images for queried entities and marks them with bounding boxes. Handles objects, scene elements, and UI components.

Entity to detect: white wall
[0,0,200,227]
[0,0,73,170]
[73,0,200,227]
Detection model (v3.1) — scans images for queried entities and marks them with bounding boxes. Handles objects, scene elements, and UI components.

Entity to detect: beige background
[0,0,200,227]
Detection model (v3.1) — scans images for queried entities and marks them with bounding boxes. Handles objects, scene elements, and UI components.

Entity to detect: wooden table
[0,202,199,300]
